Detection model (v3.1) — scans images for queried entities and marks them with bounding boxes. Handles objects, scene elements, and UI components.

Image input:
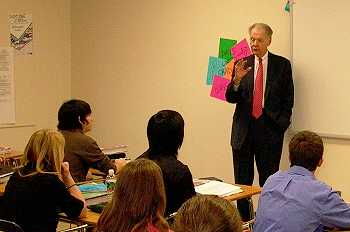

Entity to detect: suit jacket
[225,52,294,150]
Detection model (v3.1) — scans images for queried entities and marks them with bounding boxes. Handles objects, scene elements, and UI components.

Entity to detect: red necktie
[252,58,263,118]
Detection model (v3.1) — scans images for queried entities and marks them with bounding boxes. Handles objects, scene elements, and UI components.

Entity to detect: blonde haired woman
[96,159,172,232]
[174,195,242,232]
[1,129,87,232]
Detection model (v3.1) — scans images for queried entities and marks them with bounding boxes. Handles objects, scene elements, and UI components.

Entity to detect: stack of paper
[101,145,128,155]
[195,180,242,197]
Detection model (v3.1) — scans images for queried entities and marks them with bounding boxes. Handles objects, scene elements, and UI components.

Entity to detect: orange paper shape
[224,59,235,80]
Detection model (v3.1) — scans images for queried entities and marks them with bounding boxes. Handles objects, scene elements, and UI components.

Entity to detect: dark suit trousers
[232,113,284,221]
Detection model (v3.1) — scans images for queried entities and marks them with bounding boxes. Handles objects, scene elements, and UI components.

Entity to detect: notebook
[194,180,242,197]
[87,201,109,213]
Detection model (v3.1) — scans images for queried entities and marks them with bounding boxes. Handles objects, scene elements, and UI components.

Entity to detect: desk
[0,182,5,196]
[225,184,261,201]
[1,150,23,159]
[0,176,261,227]
[61,184,261,226]
[1,150,22,168]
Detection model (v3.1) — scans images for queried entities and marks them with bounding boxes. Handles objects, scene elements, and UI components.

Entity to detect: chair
[166,212,177,226]
[242,218,255,232]
[0,219,24,232]
[57,224,89,232]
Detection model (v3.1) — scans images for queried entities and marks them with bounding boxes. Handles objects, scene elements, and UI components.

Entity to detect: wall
[69,0,350,202]
[71,0,290,185]
[0,0,71,149]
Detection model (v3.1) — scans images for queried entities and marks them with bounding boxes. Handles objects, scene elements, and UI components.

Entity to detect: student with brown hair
[1,129,87,232]
[173,195,242,232]
[96,159,172,232]
[254,131,350,232]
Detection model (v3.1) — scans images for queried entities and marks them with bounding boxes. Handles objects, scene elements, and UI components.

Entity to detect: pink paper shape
[231,38,252,61]
[210,75,230,101]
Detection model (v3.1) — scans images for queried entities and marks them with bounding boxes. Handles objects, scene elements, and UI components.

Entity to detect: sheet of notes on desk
[193,179,243,197]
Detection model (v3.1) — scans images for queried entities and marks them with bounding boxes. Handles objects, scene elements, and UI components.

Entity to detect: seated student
[96,159,172,232]
[254,131,350,232]
[0,129,87,232]
[57,99,126,182]
[173,195,242,232]
[138,110,196,216]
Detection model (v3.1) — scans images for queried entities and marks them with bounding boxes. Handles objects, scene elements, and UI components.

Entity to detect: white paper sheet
[0,47,15,124]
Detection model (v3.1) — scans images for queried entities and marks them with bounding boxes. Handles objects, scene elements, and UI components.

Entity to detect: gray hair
[249,23,273,39]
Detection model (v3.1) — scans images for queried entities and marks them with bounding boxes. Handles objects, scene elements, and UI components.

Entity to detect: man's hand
[233,59,252,85]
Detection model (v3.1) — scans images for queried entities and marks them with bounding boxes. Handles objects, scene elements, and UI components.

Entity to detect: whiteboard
[292,0,350,138]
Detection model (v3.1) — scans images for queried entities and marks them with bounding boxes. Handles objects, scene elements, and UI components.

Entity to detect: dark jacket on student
[138,150,196,216]
[0,167,84,232]
[61,130,116,182]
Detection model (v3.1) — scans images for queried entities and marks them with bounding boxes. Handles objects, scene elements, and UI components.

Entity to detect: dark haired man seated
[138,110,196,216]
[58,99,126,182]
[254,131,350,232]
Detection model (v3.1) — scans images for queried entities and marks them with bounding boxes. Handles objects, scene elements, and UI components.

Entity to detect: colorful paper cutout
[206,56,226,85]
[231,38,252,61]
[210,75,230,101]
[219,38,237,62]
[224,59,235,80]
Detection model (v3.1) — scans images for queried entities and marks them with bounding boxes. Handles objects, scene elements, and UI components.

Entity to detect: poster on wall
[9,13,33,55]
[0,47,15,124]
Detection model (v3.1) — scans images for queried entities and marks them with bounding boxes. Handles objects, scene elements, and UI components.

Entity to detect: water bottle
[106,169,116,193]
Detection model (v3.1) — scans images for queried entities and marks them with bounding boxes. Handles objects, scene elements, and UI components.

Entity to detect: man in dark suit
[225,23,294,221]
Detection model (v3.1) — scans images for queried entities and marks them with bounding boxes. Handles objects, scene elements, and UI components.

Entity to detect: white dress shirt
[233,52,268,107]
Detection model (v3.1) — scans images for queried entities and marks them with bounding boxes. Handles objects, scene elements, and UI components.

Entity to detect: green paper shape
[285,0,290,12]
[219,38,237,62]
[206,56,226,85]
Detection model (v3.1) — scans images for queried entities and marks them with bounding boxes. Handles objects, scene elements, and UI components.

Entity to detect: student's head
[174,195,242,232]
[57,99,92,132]
[97,159,169,232]
[289,130,324,172]
[147,110,184,156]
[21,129,65,175]
[249,23,272,58]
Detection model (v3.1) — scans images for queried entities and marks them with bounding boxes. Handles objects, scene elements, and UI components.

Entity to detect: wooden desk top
[1,150,23,159]
[66,184,261,226]
[225,184,261,201]
[0,176,261,226]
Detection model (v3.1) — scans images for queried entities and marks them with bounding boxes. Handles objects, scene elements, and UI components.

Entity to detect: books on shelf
[194,179,242,197]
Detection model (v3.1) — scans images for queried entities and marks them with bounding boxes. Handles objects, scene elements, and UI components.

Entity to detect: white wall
[71,0,350,202]
[0,0,71,149]
[3,0,349,203]
[71,0,291,189]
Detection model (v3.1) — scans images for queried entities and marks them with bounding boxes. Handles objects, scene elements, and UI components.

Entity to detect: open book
[194,179,242,197]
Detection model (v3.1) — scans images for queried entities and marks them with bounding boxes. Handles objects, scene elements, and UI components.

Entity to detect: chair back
[0,219,24,232]
[57,224,88,232]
